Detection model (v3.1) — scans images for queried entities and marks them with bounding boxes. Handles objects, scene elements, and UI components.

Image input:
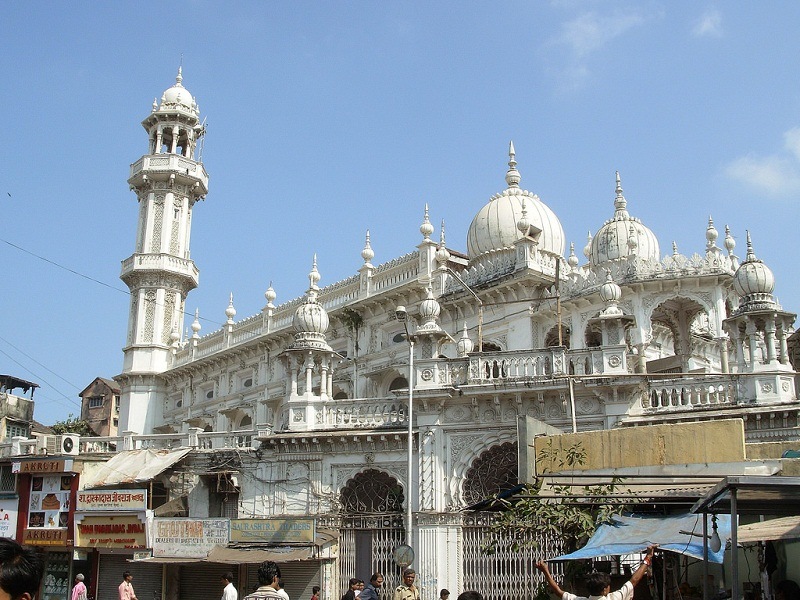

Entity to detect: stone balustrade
[645,375,738,411]
[322,400,409,429]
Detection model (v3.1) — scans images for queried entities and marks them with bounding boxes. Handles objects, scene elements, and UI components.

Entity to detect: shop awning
[737,516,800,543]
[553,513,732,564]
[81,448,192,488]
[205,545,314,564]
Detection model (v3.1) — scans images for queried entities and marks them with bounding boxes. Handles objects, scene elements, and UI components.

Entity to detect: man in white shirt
[537,545,657,600]
[221,572,237,600]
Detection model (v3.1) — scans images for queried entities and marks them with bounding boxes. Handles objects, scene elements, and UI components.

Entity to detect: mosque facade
[114,71,799,598]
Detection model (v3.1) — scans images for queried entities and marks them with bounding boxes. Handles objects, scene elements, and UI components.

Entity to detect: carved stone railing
[469,348,567,382]
[322,400,408,429]
[644,375,738,412]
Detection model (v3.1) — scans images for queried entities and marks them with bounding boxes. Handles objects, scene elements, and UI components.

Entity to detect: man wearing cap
[71,575,87,600]
[393,569,419,600]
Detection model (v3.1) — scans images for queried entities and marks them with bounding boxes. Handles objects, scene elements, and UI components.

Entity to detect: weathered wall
[532,418,746,475]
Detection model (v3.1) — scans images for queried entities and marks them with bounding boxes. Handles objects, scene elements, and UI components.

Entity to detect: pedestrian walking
[118,572,138,600]
[71,574,87,600]
[360,574,384,600]
[393,569,419,600]
[243,562,283,600]
[221,572,237,600]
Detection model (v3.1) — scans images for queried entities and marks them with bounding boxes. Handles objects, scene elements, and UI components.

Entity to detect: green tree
[483,439,631,588]
[51,414,96,436]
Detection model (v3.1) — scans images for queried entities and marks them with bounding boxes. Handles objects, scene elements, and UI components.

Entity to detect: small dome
[733,232,775,297]
[456,323,474,357]
[158,67,198,116]
[467,143,565,259]
[591,172,659,265]
[599,271,622,304]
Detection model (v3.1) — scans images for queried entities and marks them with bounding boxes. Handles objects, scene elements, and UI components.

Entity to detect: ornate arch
[339,468,404,514]
[449,431,517,508]
[544,324,570,349]
[462,441,519,507]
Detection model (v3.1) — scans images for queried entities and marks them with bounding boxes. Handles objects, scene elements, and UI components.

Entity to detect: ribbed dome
[467,144,565,259]
[291,257,332,350]
[159,67,198,116]
[733,233,775,297]
[591,172,659,265]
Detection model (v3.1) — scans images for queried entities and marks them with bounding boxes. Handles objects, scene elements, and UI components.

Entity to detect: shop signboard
[76,489,147,511]
[23,528,68,546]
[229,518,315,543]
[74,514,147,549]
[0,498,18,538]
[24,474,72,545]
[153,518,228,558]
[12,459,73,474]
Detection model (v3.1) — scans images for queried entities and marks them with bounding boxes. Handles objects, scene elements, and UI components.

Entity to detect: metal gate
[339,514,405,596]
[97,555,162,600]
[462,513,562,600]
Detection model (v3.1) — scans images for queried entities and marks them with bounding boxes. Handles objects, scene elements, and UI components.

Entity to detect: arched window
[239,415,252,430]
[388,377,408,391]
[462,442,518,506]
[340,469,404,514]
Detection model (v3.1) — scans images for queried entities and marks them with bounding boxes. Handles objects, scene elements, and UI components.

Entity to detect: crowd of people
[1,537,800,600]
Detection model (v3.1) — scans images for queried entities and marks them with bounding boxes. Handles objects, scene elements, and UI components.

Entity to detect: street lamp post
[394,306,414,546]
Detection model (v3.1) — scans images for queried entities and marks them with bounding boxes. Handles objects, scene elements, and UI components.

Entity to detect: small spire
[152,98,158,112]
[672,241,679,256]
[176,65,183,86]
[225,293,236,324]
[309,254,321,289]
[505,141,521,188]
[627,224,638,251]
[568,242,579,268]
[191,309,201,338]
[517,197,530,235]
[264,280,277,307]
[706,215,719,249]
[436,219,450,264]
[420,203,434,239]
[361,230,374,264]
[583,230,593,259]
[613,171,629,218]
[744,230,757,262]
[724,225,736,255]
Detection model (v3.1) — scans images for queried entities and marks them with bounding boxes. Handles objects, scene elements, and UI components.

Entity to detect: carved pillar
[764,317,777,364]
[745,321,758,368]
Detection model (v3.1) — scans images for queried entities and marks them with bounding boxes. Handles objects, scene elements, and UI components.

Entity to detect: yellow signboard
[75,515,147,549]
[230,518,314,543]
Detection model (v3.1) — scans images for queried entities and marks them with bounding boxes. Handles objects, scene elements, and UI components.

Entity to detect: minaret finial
[505,141,521,188]
[176,65,183,86]
[309,254,321,289]
[361,229,375,264]
[420,203,434,239]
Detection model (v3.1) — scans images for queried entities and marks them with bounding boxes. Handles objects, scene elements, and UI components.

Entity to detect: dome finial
[176,65,183,86]
[420,203,434,239]
[672,241,679,256]
[436,219,451,264]
[614,170,628,217]
[264,280,277,307]
[584,230,593,259]
[505,140,521,188]
[191,308,201,338]
[225,293,236,324]
[724,225,736,255]
[517,197,530,235]
[744,230,757,262]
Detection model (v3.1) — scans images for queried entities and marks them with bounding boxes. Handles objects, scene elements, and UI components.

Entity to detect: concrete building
[79,377,121,437]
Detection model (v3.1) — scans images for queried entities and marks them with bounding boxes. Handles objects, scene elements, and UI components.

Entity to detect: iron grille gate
[462,513,563,600]
[339,514,405,596]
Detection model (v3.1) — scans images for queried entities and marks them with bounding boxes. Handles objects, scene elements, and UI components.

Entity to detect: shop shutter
[97,555,162,600]
[179,562,232,600]
[245,562,320,600]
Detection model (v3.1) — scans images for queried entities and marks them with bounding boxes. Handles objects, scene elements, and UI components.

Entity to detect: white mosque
[114,69,798,600]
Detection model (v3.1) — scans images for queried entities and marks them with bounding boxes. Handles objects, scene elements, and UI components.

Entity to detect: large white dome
[158,67,198,115]
[466,144,565,259]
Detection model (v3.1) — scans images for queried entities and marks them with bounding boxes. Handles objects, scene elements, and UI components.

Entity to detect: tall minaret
[117,68,209,435]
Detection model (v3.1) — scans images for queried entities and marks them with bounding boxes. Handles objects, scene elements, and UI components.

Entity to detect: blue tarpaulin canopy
[553,513,732,564]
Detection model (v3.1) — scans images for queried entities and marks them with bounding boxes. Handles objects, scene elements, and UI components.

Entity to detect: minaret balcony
[129,154,209,193]
[120,253,199,286]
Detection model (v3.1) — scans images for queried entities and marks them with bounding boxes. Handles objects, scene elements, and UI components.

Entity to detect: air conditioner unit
[46,434,80,456]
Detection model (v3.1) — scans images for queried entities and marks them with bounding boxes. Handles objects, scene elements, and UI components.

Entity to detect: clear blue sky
[1,2,798,426]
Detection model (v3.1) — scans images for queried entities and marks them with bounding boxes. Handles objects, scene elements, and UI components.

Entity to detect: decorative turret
[723,232,796,398]
[456,323,474,357]
[291,256,332,351]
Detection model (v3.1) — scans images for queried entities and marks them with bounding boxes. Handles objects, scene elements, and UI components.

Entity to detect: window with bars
[5,423,28,439]
[88,396,104,408]
[0,465,15,492]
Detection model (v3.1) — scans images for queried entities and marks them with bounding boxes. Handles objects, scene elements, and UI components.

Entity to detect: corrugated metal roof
[80,447,192,488]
